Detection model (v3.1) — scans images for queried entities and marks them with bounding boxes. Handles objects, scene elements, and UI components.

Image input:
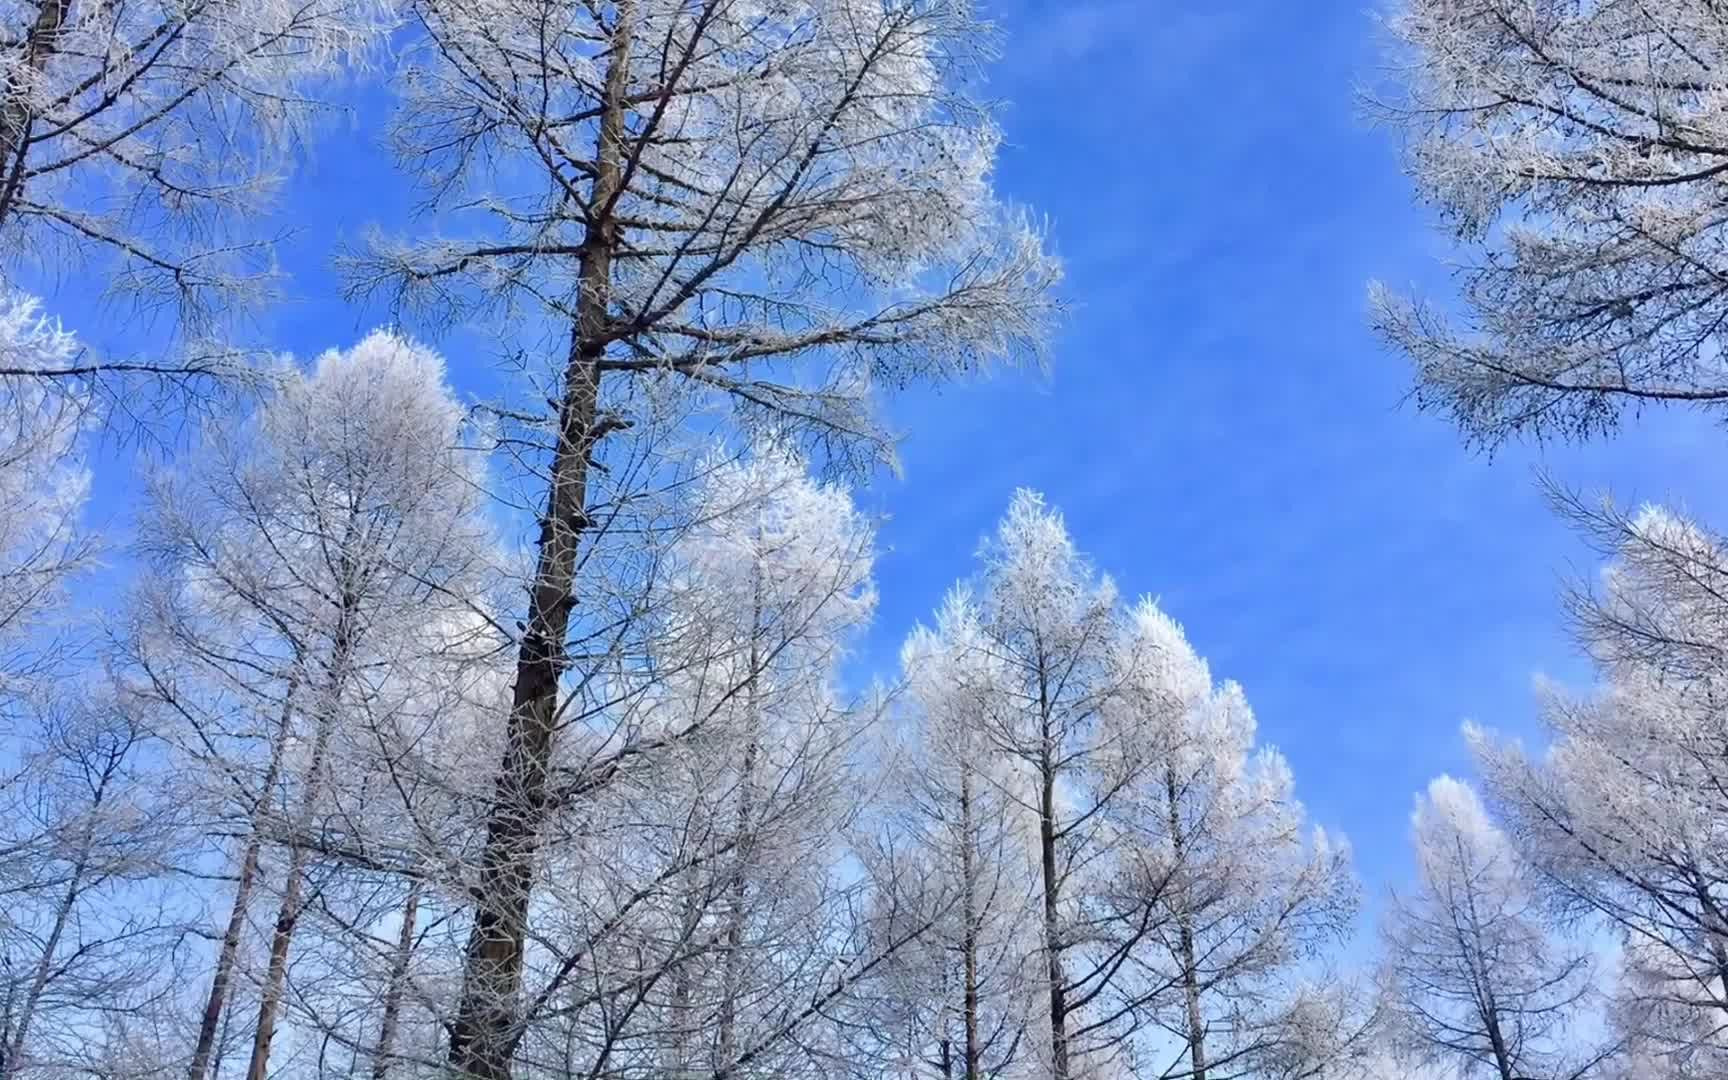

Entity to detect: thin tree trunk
[716,627,761,1073]
[959,765,981,1080]
[242,706,337,1080]
[1482,1000,1514,1080]
[1037,696,1069,1080]
[246,597,359,1080]
[665,884,699,1075]
[0,979,14,1078]
[1,852,86,1079]
[446,8,634,1078]
[1460,868,1515,1080]
[188,681,299,1080]
[371,881,422,1080]
[210,987,238,1080]
[0,0,67,227]
[1164,765,1206,1080]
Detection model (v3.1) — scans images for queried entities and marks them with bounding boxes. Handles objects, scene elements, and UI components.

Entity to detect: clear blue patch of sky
[25,0,1728,909]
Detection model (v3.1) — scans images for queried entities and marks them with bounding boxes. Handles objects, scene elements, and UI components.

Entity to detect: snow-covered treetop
[139,329,498,671]
[1410,775,1519,900]
[674,438,877,649]
[977,488,1118,659]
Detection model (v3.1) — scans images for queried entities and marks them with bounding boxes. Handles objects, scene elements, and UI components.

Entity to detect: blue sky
[33,0,1728,902]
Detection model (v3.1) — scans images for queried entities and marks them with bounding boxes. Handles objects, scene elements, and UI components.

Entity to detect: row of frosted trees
[11,321,1728,1080]
[10,320,1728,1080]
[0,307,1381,1080]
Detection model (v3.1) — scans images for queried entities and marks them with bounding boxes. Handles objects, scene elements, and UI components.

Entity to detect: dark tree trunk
[1038,724,1069,1080]
[243,693,339,1080]
[959,765,981,1080]
[1165,765,1207,1080]
[716,595,764,1072]
[445,7,634,1078]
[246,576,361,1080]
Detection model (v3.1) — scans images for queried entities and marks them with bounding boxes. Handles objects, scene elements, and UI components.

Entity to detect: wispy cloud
[999,1,1244,83]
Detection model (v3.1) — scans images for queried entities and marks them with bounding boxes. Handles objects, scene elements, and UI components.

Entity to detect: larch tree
[0,0,388,344]
[1109,603,1360,1080]
[960,489,1147,1080]
[659,444,878,1079]
[1371,0,1728,445]
[347,436,903,1080]
[121,331,500,1080]
[497,441,885,1080]
[1382,776,1612,1080]
[880,587,1040,1080]
[1370,7,1728,1062]
[347,2,1059,1077]
[1468,499,1728,1078]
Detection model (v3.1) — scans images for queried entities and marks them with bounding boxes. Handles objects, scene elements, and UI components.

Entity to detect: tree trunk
[246,595,358,1080]
[371,881,422,1080]
[716,630,762,1073]
[1038,724,1069,1080]
[665,884,699,1075]
[188,681,299,1080]
[0,0,67,227]
[1176,923,1207,1080]
[959,765,981,1080]
[1164,765,1206,1080]
[242,702,338,1080]
[446,7,633,1078]
[1482,1003,1514,1080]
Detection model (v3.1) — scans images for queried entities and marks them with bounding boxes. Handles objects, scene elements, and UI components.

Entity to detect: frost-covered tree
[348,3,1059,1075]
[0,289,88,706]
[1371,0,1728,445]
[513,442,883,1080]
[333,439,906,1080]
[877,500,1369,1080]
[662,445,877,1078]
[1468,498,1728,1078]
[121,331,501,1080]
[1382,776,1611,1080]
[956,489,1147,1080]
[0,0,387,342]
[1110,604,1359,1080]
[874,588,1040,1080]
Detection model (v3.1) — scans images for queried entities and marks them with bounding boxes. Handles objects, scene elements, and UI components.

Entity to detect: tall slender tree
[350,3,1058,1076]
[1111,604,1359,1080]
[883,588,1040,1080]
[962,490,1147,1080]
